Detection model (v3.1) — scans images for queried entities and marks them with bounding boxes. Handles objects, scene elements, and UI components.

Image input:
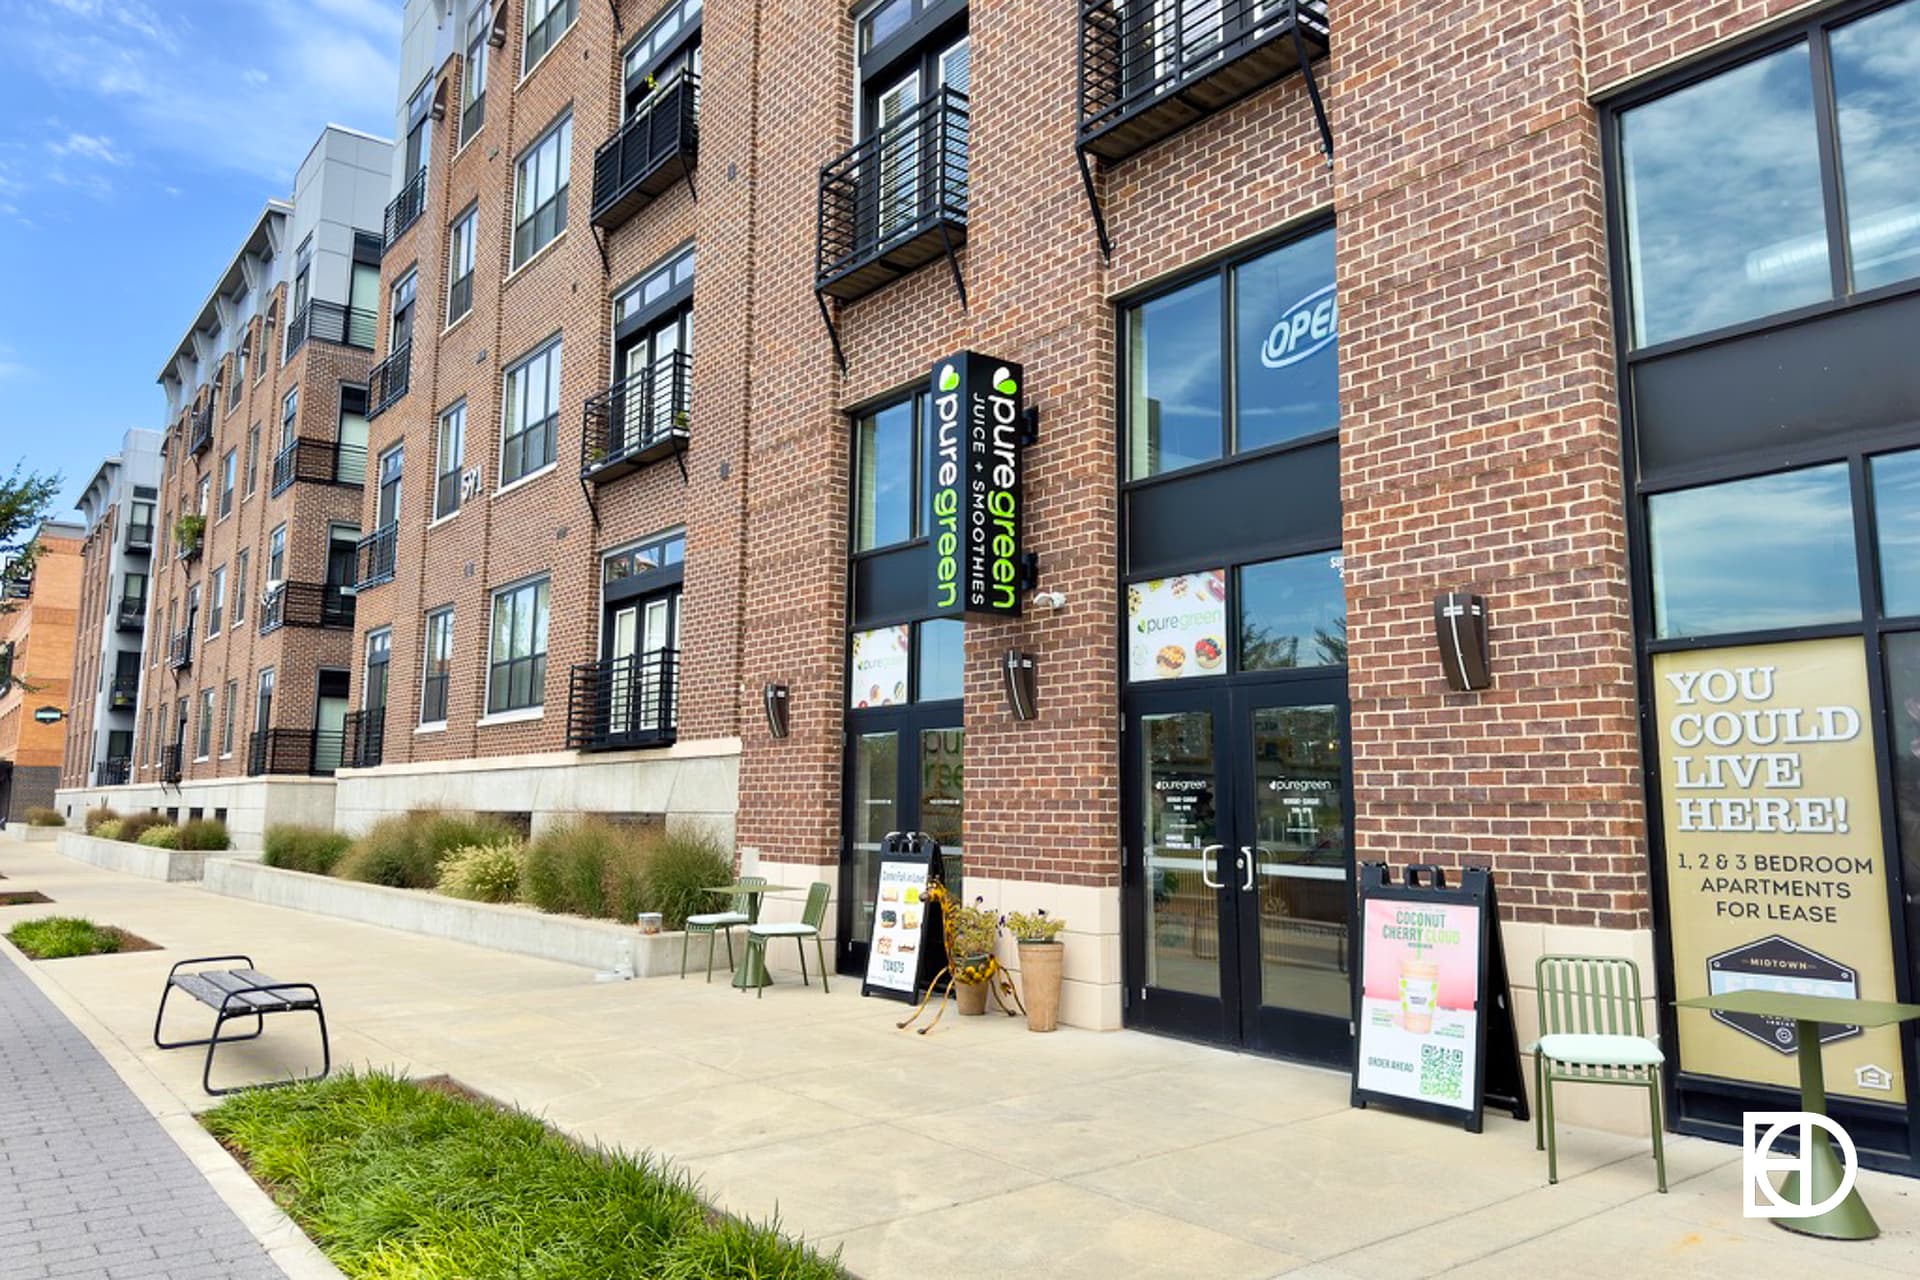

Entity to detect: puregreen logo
[939,364,960,392]
[993,367,1018,397]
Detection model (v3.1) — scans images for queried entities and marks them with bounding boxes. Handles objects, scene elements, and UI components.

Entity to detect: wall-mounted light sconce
[762,682,790,739]
[1002,650,1038,721]
[1434,592,1492,691]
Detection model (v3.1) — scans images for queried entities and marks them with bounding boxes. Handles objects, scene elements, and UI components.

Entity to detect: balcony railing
[368,342,412,420]
[342,709,386,769]
[1,574,30,601]
[189,403,214,456]
[116,597,147,632]
[384,167,427,251]
[591,70,700,231]
[581,350,691,483]
[271,437,367,497]
[161,744,183,784]
[247,728,346,777]
[109,675,139,711]
[566,649,679,751]
[167,628,193,671]
[126,521,153,553]
[285,299,379,359]
[816,86,970,305]
[1076,0,1331,163]
[356,523,398,590]
[259,581,356,635]
[176,534,202,564]
[96,757,131,787]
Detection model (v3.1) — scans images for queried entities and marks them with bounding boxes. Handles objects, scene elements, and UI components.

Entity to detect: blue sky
[0,0,401,521]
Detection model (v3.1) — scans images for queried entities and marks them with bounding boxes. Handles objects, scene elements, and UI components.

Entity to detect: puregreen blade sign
[928,351,1025,619]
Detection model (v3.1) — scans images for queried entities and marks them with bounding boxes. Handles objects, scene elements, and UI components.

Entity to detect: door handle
[1200,844,1223,890]
[1239,846,1255,891]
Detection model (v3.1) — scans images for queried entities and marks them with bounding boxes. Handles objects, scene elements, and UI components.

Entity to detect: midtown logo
[927,353,1024,619]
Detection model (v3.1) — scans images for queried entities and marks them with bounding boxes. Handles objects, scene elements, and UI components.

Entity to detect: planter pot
[1018,940,1064,1032]
[954,954,993,1016]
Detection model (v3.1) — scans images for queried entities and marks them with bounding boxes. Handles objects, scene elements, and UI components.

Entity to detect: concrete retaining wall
[2,825,60,843]
[54,830,232,882]
[201,859,687,976]
[51,778,336,852]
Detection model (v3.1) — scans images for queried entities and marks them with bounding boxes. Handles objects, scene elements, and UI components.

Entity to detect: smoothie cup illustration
[1399,956,1440,1033]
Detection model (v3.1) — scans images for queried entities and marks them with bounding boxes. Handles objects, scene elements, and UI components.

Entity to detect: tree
[0,463,62,696]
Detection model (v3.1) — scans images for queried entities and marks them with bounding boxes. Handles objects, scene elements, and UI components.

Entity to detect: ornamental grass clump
[641,826,734,931]
[92,819,123,841]
[263,824,353,876]
[136,823,181,849]
[336,809,517,889]
[439,842,525,904]
[83,805,119,834]
[24,807,64,827]
[521,818,649,920]
[115,812,169,844]
[175,819,231,851]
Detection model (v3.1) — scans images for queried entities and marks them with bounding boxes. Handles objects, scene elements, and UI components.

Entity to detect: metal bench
[152,954,330,1096]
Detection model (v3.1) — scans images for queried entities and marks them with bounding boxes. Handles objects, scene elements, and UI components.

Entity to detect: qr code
[1420,1044,1464,1100]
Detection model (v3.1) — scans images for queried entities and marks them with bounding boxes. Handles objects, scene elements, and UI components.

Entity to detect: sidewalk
[3,842,1917,1279]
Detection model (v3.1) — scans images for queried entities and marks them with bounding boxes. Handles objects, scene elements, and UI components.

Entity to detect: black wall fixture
[1435,593,1491,692]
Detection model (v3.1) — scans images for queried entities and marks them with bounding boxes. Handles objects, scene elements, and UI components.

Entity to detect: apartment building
[57,430,163,791]
[1,520,84,821]
[57,127,395,841]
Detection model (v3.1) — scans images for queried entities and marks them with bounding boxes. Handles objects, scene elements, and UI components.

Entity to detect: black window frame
[501,335,562,486]
[486,577,550,715]
[850,388,930,556]
[436,400,467,519]
[422,606,454,725]
[461,3,490,145]
[622,0,702,114]
[447,204,477,325]
[512,111,572,268]
[523,0,577,70]
[218,447,236,518]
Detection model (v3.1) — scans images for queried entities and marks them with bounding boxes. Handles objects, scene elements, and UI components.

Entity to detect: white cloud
[47,132,127,165]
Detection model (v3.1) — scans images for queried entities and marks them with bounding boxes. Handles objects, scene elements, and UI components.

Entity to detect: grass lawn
[204,1072,847,1280]
[6,916,154,959]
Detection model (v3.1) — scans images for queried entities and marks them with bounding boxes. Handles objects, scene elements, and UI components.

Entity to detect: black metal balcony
[384,167,427,251]
[125,521,153,553]
[259,581,355,635]
[1076,0,1330,163]
[591,70,700,231]
[96,757,131,786]
[815,86,970,305]
[286,299,379,359]
[582,350,691,483]
[161,744,183,784]
[247,728,346,777]
[188,402,214,457]
[116,597,147,632]
[109,675,139,711]
[1,574,30,601]
[167,628,193,671]
[356,524,397,590]
[342,709,386,769]
[566,649,678,751]
[271,438,367,497]
[368,342,411,420]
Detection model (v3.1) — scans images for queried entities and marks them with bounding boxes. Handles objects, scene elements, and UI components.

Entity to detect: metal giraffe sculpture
[896,880,1025,1035]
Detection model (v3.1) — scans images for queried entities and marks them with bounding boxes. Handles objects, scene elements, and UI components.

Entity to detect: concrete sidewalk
[2,843,1917,1280]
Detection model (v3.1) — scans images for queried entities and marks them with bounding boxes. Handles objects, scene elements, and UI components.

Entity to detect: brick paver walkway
[0,957,284,1280]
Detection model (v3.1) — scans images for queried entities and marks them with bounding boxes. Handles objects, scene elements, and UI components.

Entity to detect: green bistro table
[704,884,799,990]
[1676,990,1920,1240]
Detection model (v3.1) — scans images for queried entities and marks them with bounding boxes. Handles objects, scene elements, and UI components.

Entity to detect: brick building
[1,520,84,821]
[57,429,163,792]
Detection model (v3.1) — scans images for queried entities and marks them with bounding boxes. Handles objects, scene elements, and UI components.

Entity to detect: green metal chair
[744,882,832,999]
[682,875,764,981]
[1532,954,1666,1192]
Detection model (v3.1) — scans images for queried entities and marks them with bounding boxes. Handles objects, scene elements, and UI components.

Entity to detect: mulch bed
[0,892,54,907]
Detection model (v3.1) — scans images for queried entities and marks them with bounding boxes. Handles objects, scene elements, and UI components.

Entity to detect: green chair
[744,882,832,999]
[683,875,764,982]
[1532,954,1666,1192]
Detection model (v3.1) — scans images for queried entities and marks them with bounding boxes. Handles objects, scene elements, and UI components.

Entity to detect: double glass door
[840,707,963,975]
[605,591,678,738]
[1125,674,1353,1064]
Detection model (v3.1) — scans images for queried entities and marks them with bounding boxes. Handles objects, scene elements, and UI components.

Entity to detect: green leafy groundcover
[203,1072,846,1280]
[6,916,148,959]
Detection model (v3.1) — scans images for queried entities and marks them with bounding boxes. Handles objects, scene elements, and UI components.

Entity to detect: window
[853,394,925,551]
[195,687,214,760]
[127,498,154,545]
[221,680,237,756]
[622,0,701,114]
[287,237,311,360]
[487,577,550,714]
[436,402,466,518]
[1647,465,1859,639]
[280,387,298,451]
[366,628,392,709]
[501,338,561,485]
[523,0,577,69]
[1618,0,1920,348]
[615,245,695,325]
[391,270,418,352]
[376,445,404,529]
[462,5,489,143]
[1872,448,1920,616]
[233,549,248,625]
[255,668,275,738]
[218,448,236,517]
[230,330,249,408]
[196,475,211,516]
[447,206,477,324]
[267,524,286,583]
[422,607,454,724]
[917,617,964,701]
[602,530,685,583]
[1239,552,1348,670]
[1126,224,1336,479]
[512,114,571,268]
[244,424,260,496]
[207,565,226,637]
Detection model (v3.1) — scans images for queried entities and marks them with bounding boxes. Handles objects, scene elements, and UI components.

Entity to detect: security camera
[1032,590,1067,610]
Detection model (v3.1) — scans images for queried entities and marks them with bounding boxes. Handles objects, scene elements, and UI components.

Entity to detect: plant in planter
[173,513,205,557]
[1006,908,1067,1032]
[947,897,1002,1017]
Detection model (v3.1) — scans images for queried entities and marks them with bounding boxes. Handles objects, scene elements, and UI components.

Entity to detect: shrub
[263,824,352,876]
[115,812,169,844]
[521,818,650,920]
[643,826,735,931]
[137,824,181,849]
[7,916,143,959]
[25,807,64,827]
[83,806,120,834]
[175,819,231,851]
[92,819,123,841]
[336,810,517,889]
[439,842,525,904]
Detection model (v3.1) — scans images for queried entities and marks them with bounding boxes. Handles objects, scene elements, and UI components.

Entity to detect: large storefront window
[1619,0,1920,349]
